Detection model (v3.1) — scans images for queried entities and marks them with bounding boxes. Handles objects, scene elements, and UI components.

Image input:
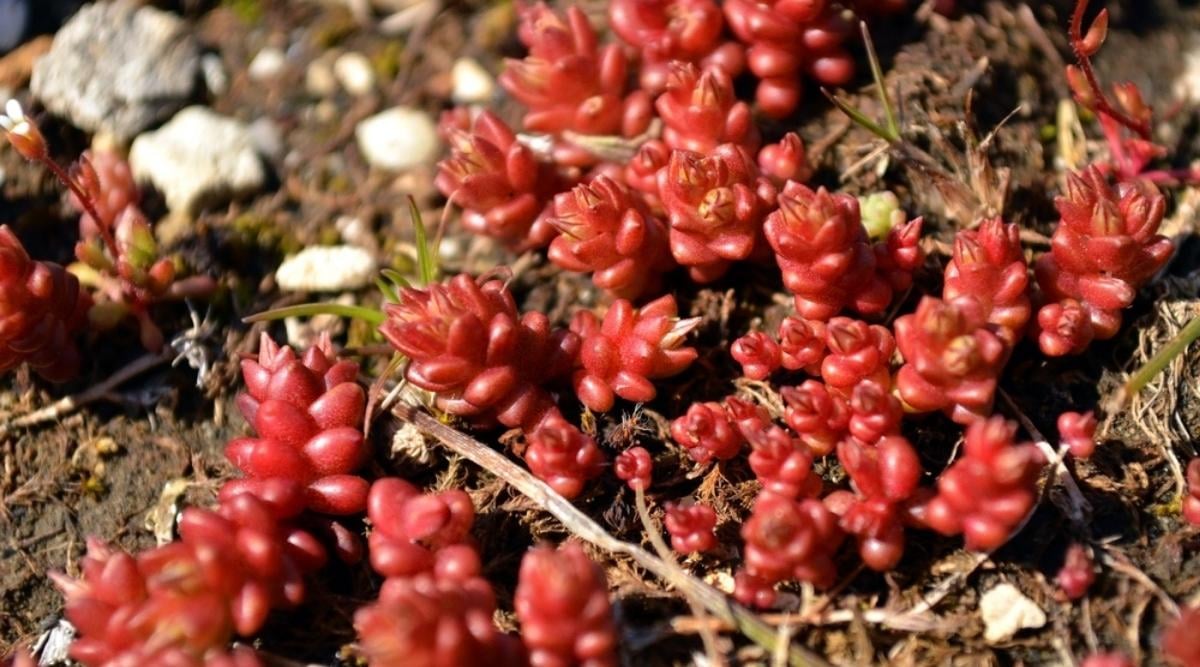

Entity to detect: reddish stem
[1069,0,1151,140]
[41,156,121,262]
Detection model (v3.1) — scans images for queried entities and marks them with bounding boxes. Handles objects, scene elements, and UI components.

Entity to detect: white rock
[451,57,494,104]
[275,245,377,292]
[334,52,376,96]
[306,55,338,97]
[129,106,266,215]
[1175,38,1200,106]
[201,53,229,95]
[248,47,286,81]
[355,106,439,171]
[979,583,1046,643]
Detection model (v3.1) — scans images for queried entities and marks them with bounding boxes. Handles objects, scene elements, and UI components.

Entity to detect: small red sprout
[1059,411,1098,459]
[1034,167,1172,355]
[943,217,1031,346]
[624,140,670,207]
[664,503,718,553]
[1056,543,1095,600]
[381,273,579,431]
[225,334,369,516]
[739,491,844,599]
[894,296,1007,424]
[355,574,525,667]
[655,63,758,154]
[919,417,1045,551]
[764,183,896,320]
[500,4,650,141]
[0,225,90,382]
[830,436,923,571]
[722,0,854,117]
[436,110,558,250]
[616,445,653,491]
[515,544,619,667]
[780,380,848,456]
[671,401,744,464]
[847,380,903,444]
[1184,458,1200,527]
[746,424,822,499]
[757,132,810,185]
[1161,605,1200,667]
[777,315,826,373]
[366,477,478,580]
[526,415,607,499]
[731,330,781,380]
[725,395,771,438]
[820,317,894,396]
[547,175,673,299]
[571,295,699,412]
[1080,654,1134,667]
[1036,299,1095,357]
[609,0,745,93]
[658,143,774,282]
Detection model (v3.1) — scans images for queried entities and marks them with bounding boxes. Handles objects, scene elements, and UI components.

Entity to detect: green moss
[230,213,299,255]
[372,41,404,83]
[222,0,264,24]
[311,8,357,49]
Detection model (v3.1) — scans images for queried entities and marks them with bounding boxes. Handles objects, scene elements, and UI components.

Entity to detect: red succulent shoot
[671,401,744,464]
[943,217,1030,346]
[1056,543,1096,600]
[225,334,369,516]
[1161,605,1200,667]
[609,0,744,93]
[616,446,653,491]
[571,295,699,412]
[381,273,579,431]
[1080,654,1134,667]
[664,502,718,553]
[366,477,478,580]
[515,543,619,667]
[847,380,903,444]
[746,424,822,499]
[725,395,771,438]
[777,315,826,373]
[780,380,848,456]
[1036,298,1095,356]
[547,175,673,299]
[1059,410,1098,459]
[918,417,1045,551]
[894,296,1008,424]
[740,491,844,592]
[1184,458,1200,527]
[758,132,810,185]
[526,415,607,499]
[731,330,782,380]
[820,317,894,396]
[655,62,759,153]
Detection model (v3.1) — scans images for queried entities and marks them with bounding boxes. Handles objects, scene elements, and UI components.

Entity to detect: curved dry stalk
[390,404,832,667]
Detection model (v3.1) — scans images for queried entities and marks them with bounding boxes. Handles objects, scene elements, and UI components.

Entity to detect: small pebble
[201,53,228,95]
[305,55,338,97]
[451,57,495,104]
[355,106,439,171]
[980,583,1046,643]
[248,47,286,81]
[334,51,376,95]
[275,245,378,292]
[248,117,285,161]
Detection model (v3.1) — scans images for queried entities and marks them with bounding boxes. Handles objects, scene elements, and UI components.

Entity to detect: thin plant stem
[243,302,386,326]
[1115,312,1200,408]
[860,21,899,140]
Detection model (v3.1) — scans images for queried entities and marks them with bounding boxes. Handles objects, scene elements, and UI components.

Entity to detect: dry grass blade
[390,403,832,667]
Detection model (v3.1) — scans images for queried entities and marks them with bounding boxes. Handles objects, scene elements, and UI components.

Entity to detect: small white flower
[0,98,46,159]
[0,98,25,132]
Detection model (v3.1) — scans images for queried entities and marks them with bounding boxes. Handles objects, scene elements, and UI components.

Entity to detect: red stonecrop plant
[894,296,1007,424]
[737,491,844,607]
[571,295,698,412]
[0,225,90,382]
[500,3,651,164]
[731,330,781,380]
[655,63,758,154]
[746,423,822,498]
[820,317,894,396]
[52,491,326,667]
[224,334,369,516]
[525,415,607,499]
[942,217,1031,346]
[780,380,848,456]
[670,400,744,464]
[846,380,902,444]
[381,273,579,430]
[664,503,718,553]
[722,0,854,117]
[829,436,923,571]
[546,175,672,299]
[366,477,479,581]
[515,543,619,667]
[436,110,559,250]
[658,143,774,282]
[919,417,1045,551]
[608,0,745,93]
[1035,167,1172,356]
[1059,410,1098,459]
[1056,543,1095,600]
[1184,458,1200,527]
[777,315,826,373]
[764,182,914,320]
[615,445,654,491]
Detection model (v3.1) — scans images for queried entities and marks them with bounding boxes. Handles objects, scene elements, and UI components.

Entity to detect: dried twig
[999,389,1091,525]
[390,404,832,667]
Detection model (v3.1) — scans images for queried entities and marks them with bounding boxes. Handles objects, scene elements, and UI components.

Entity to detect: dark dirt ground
[2,0,1200,665]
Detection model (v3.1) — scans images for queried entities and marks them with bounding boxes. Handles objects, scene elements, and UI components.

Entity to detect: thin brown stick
[0,351,172,440]
[390,404,832,667]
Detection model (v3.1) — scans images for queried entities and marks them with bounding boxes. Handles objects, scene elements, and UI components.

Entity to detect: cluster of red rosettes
[1034,167,1172,356]
[0,224,90,382]
[917,417,1045,551]
[826,436,923,571]
[665,503,718,553]
[736,491,843,606]
[224,334,369,517]
[942,217,1031,347]
[366,477,480,581]
[51,490,326,667]
[526,415,607,499]
[670,400,745,464]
